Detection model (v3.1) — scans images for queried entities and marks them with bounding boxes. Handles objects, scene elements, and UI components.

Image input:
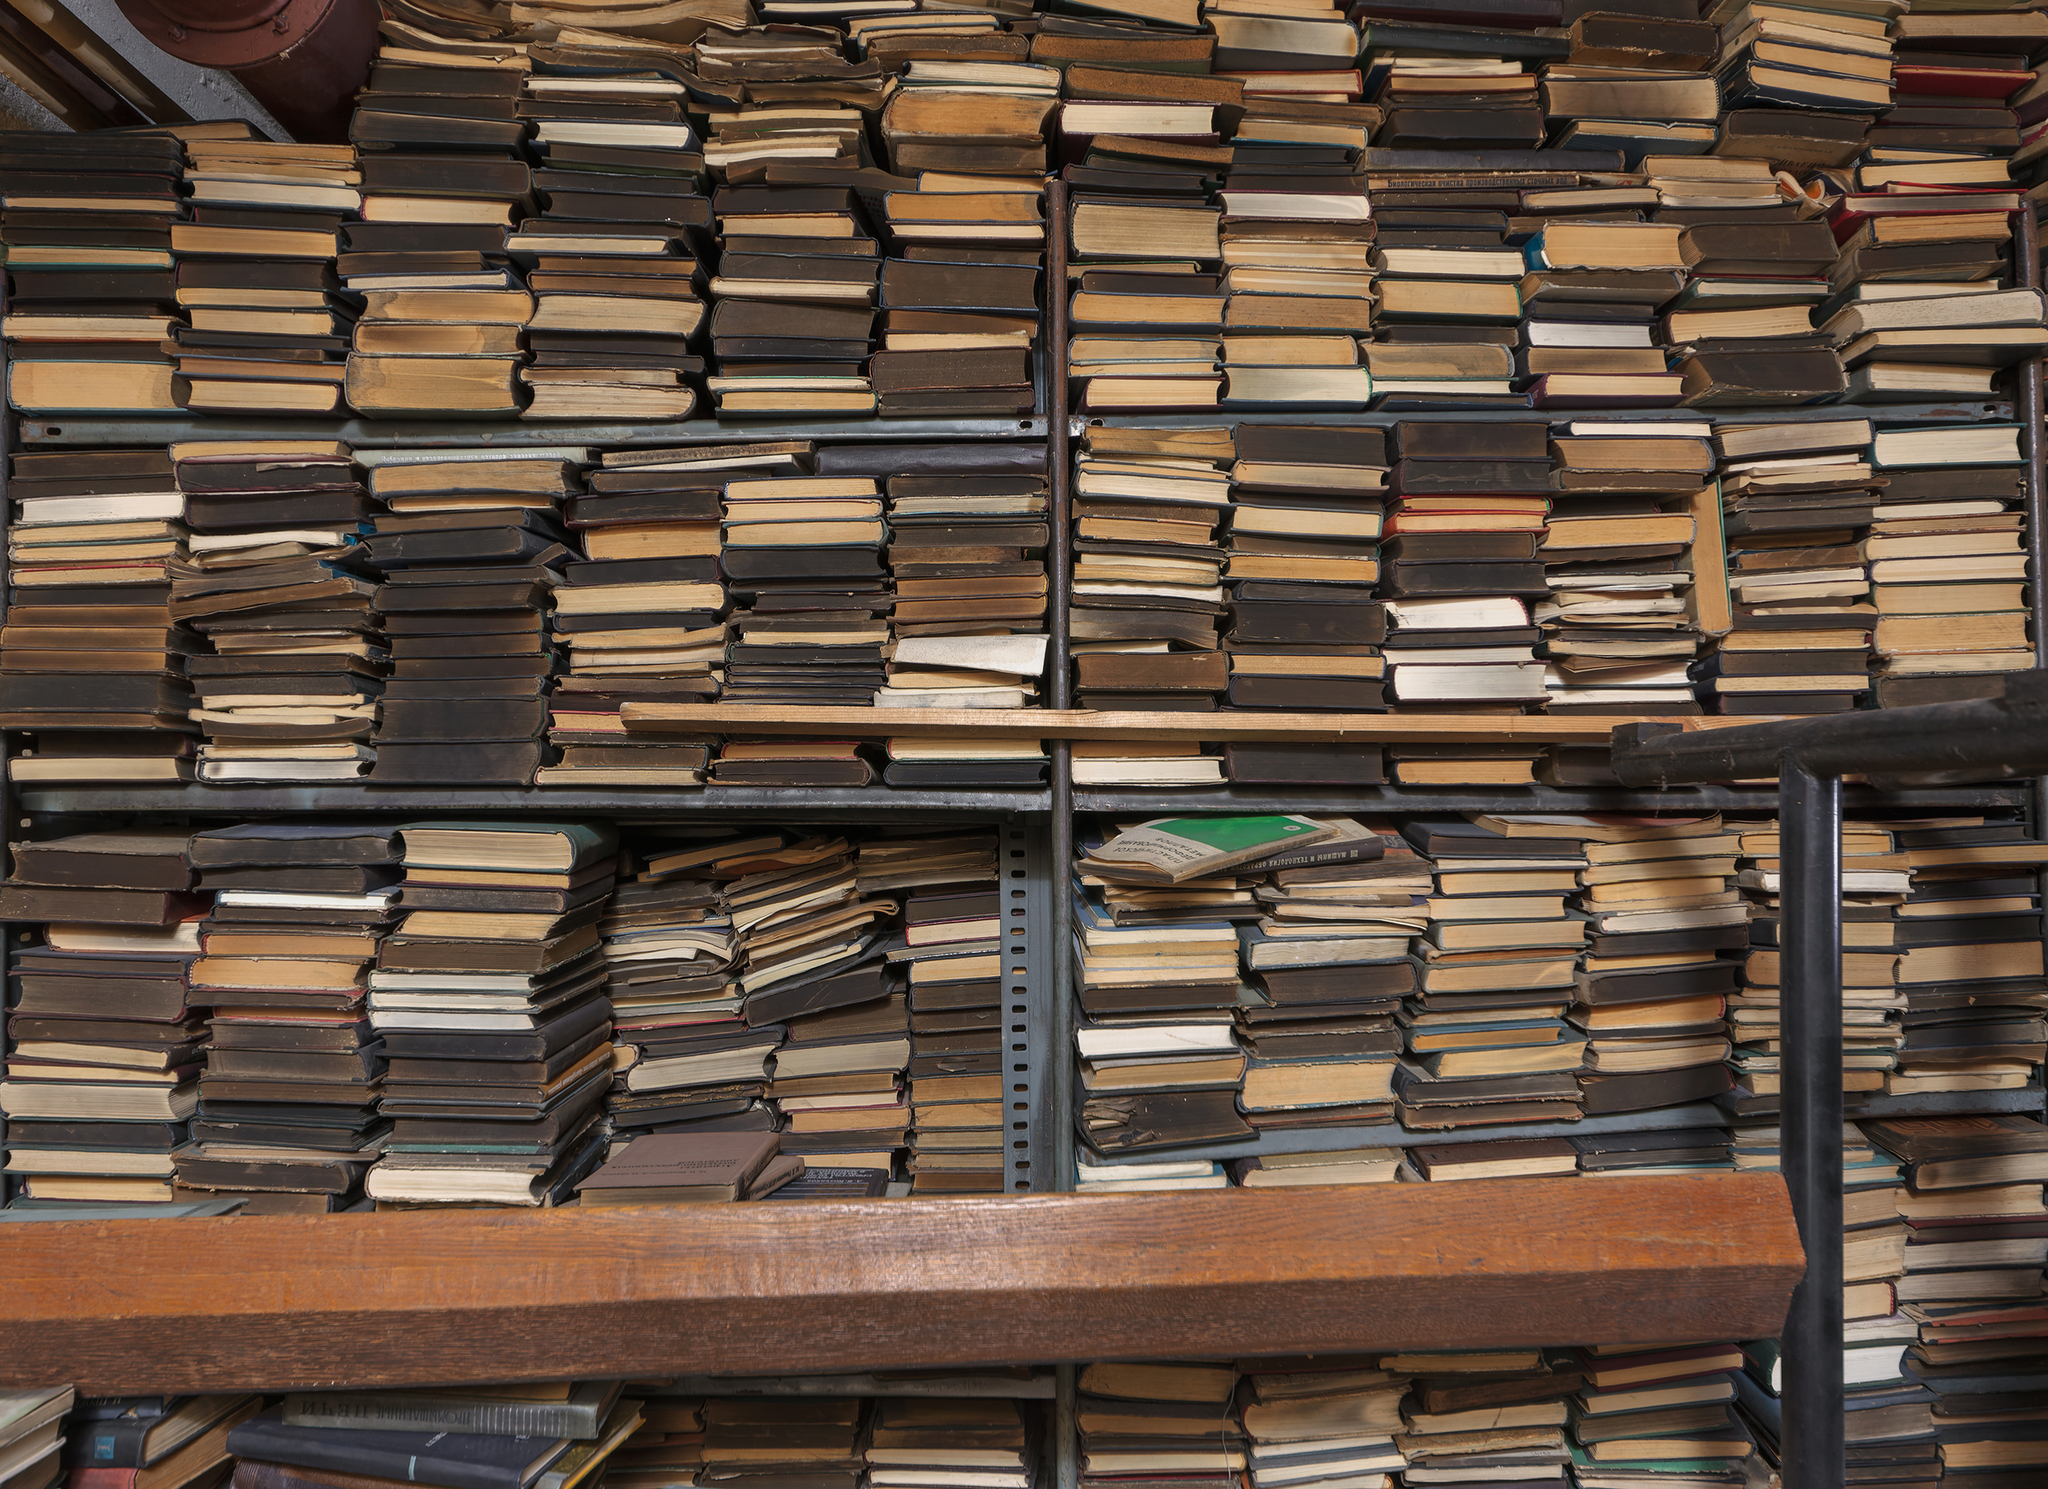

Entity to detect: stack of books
[1542,18,1722,159]
[0,1385,69,1489]
[1073,828,1257,1161]
[720,471,890,706]
[1070,425,1232,719]
[1077,1362,1241,1489]
[0,828,207,1204]
[1521,221,1688,411]
[364,452,575,786]
[730,834,902,1177]
[1064,130,1226,414]
[865,1398,1033,1489]
[1562,813,1746,1120]
[1221,426,1387,724]
[1239,1358,1407,1489]
[1381,420,1551,713]
[1726,818,1912,1104]
[543,447,729,778]
[175,823,400,1213]
[1890,820,2048,1098]
[872,179,1040,417]
[1865,1110,2048,1480]
[880,834,1008,1194]
[1866,422,2032,708]
[1565,1343,1756,1483]
[1396,817,1590,1134]
[227,1384,641,1489]
[512,56,709,422]
[1231,819,1413,1139]
[363,822,619,1208]
[1,446,197,784]
[1717,0,1895,117]
[171,439,382,785]
[882,450,1051,679]
[576,1130,797,1205]
[172,137,358,416]
[601,834,767,1146]
[1456,813,1729,1121]
[0,127,184,415]
[699,1396,863,1489]
[1538,418,1707,716]
[343,43,533,416]
[706,175,878,418]
[1709,416,1880,716]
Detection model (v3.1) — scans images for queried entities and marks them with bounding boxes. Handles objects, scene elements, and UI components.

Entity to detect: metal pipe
[1777,754,1844,1489]
[114,0,379,142]
[1054,1362,1079,1489]
[1610,673,2048,787]
[2014,202,2048,1004]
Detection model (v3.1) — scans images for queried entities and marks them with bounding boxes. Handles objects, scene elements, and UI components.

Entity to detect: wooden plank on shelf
[619,705,1780,742]
[0,1175,1800,1395]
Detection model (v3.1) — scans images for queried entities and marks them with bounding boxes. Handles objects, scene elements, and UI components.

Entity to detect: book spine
[224,1423,523,1489]
[280,1399,598,1441]
[67,1471,142,1489]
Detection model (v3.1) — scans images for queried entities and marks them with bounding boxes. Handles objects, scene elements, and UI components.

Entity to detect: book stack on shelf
[1727,817,1912,1107]
[343,46,533,417]
[1537,419,1707,716]
[1708,416,1880,718]
[171,440,381,786]
[1892,821,2048,1098]
[1382,419,1551,715]
[0,828,206,1205]
[361,822,619,1210]
[1400,816,1592,1141]
[171,136,359,417]
[0,1385,68,1489]
[64,1392,263,1489]
[1069,425,1232,732]
[511,54,708,422]
[0,127,186,416]
[1074,1344,1764,1489]
[860,830,1007,1193]
[1221,426,1388,756]
[173,823,399,1214]
[0,447,198,785]
[541,445,728,785]
[364,452,574,788]
[1866,423,2034,709]
[1075,1360,1239,1489]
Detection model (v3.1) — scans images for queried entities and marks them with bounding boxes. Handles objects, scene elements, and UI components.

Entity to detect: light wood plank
[618,706,1779,742]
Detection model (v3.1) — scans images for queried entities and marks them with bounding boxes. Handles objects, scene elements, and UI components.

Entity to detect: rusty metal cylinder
[115,0,379,142]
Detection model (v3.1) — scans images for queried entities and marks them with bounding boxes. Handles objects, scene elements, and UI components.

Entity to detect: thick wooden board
[0,1176,1800,1394]
[618,705,1778,742]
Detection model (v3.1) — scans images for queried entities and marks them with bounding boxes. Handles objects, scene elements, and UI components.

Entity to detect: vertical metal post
[2015,208,2048,961]
[1054,1362,1079,1489]
[1778,752,1844,1489]
[1042,178,1076,1194]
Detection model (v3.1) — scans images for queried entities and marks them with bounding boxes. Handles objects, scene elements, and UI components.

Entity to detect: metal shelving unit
[0,160,2044,1489]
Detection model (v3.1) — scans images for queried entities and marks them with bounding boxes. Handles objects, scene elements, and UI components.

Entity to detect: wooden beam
[0,1176,1800,1394]
[618,705,1779,742]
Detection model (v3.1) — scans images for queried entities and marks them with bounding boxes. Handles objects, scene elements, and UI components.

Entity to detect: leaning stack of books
[171,439,382,785]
